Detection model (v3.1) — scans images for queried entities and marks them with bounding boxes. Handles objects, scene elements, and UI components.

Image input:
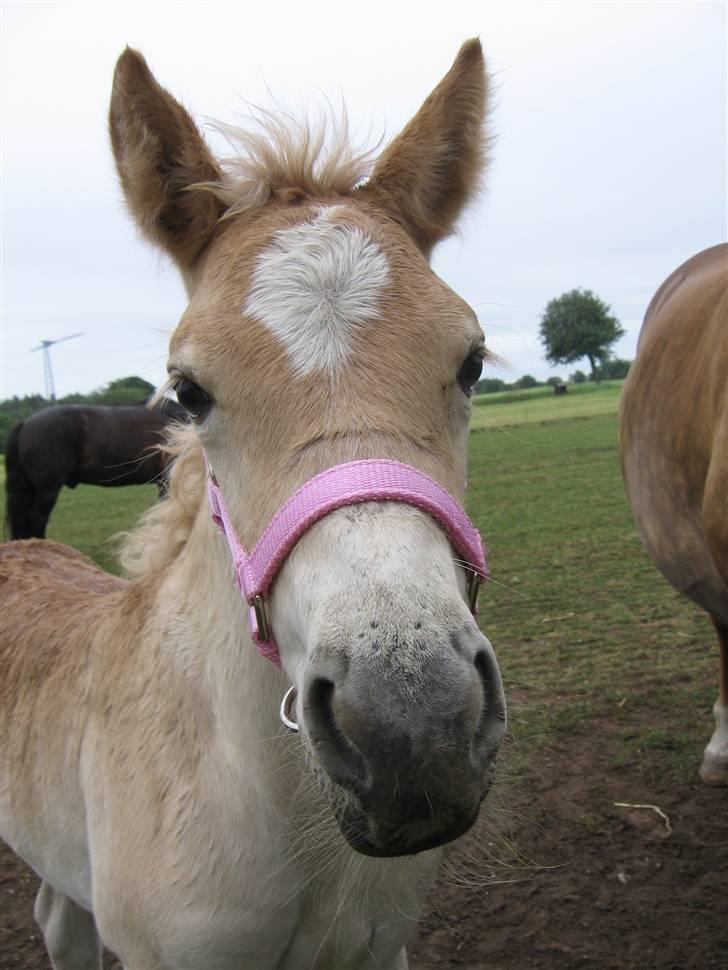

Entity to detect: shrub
[594,358,632,380]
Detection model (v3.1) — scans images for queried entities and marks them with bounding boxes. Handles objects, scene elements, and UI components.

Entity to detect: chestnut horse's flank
[620,243,728,786]
[0,41,507,970]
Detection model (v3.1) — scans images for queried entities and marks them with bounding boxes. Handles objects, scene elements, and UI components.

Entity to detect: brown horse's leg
[718,619,728,707]
[699,617,728,786]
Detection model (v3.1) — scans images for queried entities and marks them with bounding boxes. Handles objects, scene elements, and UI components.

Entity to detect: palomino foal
[0,41,507,969]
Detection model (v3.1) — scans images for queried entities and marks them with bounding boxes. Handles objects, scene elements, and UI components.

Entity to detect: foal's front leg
[387,949,409,970]
[34,881,102,970]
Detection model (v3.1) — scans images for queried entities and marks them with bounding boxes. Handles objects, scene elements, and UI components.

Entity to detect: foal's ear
[362,39,489,257]
[109,48,225,269]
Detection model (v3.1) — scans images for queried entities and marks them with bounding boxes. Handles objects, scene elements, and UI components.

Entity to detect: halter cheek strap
[206,458,487,667]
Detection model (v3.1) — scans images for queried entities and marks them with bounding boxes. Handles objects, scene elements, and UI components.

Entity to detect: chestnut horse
[620,243,728,786]
[0,41,507,970]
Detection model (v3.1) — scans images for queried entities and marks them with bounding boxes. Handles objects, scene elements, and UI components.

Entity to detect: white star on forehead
[243,207,390,376]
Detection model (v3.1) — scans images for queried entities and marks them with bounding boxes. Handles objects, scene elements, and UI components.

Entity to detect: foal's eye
[457,352,484,394]
[174,379,213,419]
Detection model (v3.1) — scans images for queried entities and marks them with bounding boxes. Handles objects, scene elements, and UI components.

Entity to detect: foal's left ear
[109,48,226,270]
[361,39,490,258]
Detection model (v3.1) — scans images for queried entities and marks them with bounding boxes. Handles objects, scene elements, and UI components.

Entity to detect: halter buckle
[466,570,481,613]
[252,594,270,644]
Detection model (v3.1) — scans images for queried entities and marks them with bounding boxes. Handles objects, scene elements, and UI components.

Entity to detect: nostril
[308,676,336,736]
[304,677,369,791]
[471,649,507,758]
[474,650,496,712]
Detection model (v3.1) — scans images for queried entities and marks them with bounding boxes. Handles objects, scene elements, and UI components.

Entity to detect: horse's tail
[5,421,35,540]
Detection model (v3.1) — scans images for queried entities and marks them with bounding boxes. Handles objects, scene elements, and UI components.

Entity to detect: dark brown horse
[620,243,727,785]
[5,400,186,539]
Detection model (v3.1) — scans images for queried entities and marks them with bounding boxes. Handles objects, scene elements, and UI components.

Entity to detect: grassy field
[1,381,714,786]
[471,379,624,428]
[468,408,713,785]
[43,483,159,572]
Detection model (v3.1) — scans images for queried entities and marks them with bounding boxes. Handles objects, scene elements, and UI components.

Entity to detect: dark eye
[457,352,484,394]
[174,378,213,419]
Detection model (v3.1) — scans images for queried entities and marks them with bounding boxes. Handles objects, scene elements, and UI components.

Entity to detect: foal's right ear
[109,48,225,270]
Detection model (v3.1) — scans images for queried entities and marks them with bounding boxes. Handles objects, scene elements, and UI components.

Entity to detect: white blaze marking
[244,208,389,376]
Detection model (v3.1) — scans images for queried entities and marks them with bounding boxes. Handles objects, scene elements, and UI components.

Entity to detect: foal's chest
[152,890,414,970]
[277,901,414,970]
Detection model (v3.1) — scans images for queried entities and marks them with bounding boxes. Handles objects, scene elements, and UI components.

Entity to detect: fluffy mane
[198,110,378,217]
[117,424,205,580]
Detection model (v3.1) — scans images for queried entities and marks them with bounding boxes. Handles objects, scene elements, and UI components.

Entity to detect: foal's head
[110,41,506,857]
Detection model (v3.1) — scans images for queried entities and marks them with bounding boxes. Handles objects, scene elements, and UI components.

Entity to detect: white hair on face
[243,207,389,376]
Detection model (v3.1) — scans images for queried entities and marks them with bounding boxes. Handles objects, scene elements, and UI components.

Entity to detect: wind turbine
[30,333,83,401]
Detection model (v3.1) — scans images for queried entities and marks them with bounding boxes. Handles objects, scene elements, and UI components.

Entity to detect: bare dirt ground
[2,705,726,970]
[409,718,727,970]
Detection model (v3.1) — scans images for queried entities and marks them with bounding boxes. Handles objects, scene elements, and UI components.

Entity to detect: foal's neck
[160,503,288,744]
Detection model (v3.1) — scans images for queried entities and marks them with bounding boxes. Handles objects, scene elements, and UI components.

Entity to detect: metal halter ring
[280,685,299,733]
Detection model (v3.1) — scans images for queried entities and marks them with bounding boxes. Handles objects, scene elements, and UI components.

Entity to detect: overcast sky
[2,0,726,399]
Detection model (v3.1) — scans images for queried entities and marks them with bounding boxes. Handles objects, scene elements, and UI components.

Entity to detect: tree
[539,289,624,379]
[515,374,539,389]
[475,377,506,395]
[92,376,156,405]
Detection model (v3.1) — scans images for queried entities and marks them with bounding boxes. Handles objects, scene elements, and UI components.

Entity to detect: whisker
[450,557,530,600]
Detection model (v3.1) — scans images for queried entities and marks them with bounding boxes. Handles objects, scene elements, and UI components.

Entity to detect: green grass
[2,381,715,785]
[467,408,715,785]
[0,476,156,575]
[46,484,158,573]
[471,380,623,428]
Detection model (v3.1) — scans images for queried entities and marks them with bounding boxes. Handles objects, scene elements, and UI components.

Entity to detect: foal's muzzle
[303,626,506,856]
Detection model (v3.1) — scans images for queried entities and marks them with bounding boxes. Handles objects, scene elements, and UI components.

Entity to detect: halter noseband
[206,458,487,668]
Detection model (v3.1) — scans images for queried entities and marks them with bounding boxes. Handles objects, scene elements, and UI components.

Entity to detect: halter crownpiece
[206,458,488,668]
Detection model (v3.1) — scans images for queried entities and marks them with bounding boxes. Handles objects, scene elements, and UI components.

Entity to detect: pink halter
[207,458,487,666]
